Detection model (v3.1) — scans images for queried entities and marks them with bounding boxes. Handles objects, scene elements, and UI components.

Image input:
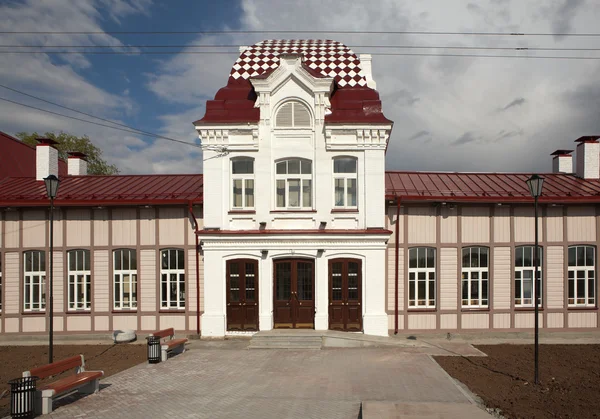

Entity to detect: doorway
[226,259,259,331]
[273,259,315,328]
[329,258,362,332]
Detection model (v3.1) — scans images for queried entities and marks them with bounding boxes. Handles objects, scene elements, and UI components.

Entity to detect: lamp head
[44,174,60,199]
[526,174,544,199]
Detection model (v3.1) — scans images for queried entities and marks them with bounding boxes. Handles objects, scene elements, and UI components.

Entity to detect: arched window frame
[333,156,358,209]
[514,245,543,307]
[274,100,312,128]
[461,246,489,308]
[160,248,186,310]
[67,249,91,311]
[230,157,255,210]
[23,250,46,312]
[568,245,596,307]
[113,248,138,310]
[408,247,436,309]
[275,158,313,209]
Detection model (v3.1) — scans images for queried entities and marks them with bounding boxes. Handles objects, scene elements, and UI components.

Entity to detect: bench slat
[39,371,103,396]
[29,356,83,380]
[163,338,188,350]
[151,328,175,339]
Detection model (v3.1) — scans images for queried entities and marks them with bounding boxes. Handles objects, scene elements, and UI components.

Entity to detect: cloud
[494,128,524,142]
[407,130,432,142]
[551,0,585,37]
[452,132,479,146]
[500,97,526,111]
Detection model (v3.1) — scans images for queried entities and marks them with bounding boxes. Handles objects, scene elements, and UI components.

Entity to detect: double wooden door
[273,259,315,328]
[226,259,259,331]
[329,259,362,332]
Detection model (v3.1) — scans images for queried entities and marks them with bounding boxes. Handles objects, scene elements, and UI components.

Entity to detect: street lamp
[526,174,544,385]
[44,174,60,364]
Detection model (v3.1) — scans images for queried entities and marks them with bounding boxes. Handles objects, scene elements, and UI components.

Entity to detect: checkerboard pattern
[230,39,368,88]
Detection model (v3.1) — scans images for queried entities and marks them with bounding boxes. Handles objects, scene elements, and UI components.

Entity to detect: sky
[0,0,599,175]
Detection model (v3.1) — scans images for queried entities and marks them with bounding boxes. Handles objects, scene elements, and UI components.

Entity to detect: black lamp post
[526,174,544,385]
[44,174,60,364]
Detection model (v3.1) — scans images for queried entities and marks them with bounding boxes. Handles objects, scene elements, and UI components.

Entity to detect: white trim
[23,250,46,312]
[67,250,91,311]
[568,245,596,307]
[160,249,186,310]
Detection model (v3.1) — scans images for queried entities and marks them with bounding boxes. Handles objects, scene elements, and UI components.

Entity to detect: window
[24,250,46,311]
[514,246,542,307]
[462,247,489,308]
[333,157,357,208]
[0,253,2,312]
[161,249,185,309]
[275,159,312,209]
[275,101,311,128]
[68,250,91,311]
[408,247,436,308]
[114,249,137,310]
[231,158,254,209]
[568,245,595,307]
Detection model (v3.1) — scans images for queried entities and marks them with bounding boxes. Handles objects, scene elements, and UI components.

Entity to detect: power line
[0,96,201,148]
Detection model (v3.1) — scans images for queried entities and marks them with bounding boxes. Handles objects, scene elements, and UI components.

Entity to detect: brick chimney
[575,136,600,179]
[551,149,573,174]
[67,152,88,176]
[36,138,59,181]
[359,54,377,90]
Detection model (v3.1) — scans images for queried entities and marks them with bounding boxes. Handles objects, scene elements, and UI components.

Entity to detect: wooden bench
[23,355,103,415]
[150,328,188,362]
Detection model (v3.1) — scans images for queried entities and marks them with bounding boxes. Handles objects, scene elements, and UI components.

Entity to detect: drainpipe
[394,198,401,335]
[188,201,201,336]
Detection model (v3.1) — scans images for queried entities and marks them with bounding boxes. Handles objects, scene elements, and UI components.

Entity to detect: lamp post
[526,174,544,385]
[44,174,60,364]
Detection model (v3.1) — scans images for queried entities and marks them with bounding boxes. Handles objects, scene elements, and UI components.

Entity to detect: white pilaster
[200,251,226,337]
[362,248,389,336]
[259,256,273,331]
[314,253,328,330]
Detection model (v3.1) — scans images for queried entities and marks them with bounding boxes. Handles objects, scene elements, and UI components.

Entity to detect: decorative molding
[324,127,391,150]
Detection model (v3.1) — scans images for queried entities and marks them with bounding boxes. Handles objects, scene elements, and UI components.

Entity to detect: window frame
[568,245,596,308]
[274,101,312,128]
[461,246,489,309]
[23,250,46,312]
[0,252,2,313]
[160,248,186,310]
[113,249,138,310]
[67,249,91,311]
[230,157,255,210]
[274,158,313,210]
[332,157,358,209]
[408,247,437,309]
[514,245,543,308]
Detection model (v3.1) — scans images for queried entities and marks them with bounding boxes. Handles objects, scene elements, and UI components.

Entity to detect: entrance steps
[249,330,322,349]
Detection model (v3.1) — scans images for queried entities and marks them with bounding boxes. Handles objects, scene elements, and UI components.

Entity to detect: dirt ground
[435,344,600,419]
[0,343,146,417]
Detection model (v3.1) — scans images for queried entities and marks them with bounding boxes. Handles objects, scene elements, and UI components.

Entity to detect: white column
[362,247,389,336]
[314,253,328,330]
[200,250,226,337]
[259,256,273,331]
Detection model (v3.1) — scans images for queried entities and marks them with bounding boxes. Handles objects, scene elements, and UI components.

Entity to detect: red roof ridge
[385,170,576,176]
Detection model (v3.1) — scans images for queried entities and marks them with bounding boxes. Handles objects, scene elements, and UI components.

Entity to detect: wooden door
[226,259,259,331]
[329,259,362,332]
[273,259,315,328]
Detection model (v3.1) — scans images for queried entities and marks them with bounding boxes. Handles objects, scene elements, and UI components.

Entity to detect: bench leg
[80,378,100,395]
[40,395,53,415]
[161,347,168,362]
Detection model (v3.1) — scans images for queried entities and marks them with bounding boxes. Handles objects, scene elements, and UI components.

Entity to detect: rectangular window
[514,246,542,307]
[461,247,489,308]
[568,245,595,307]
[160,249,185,309]
[275,159,313,209]
[24,250,46,312]
[114,249,138,310]
[68,250,91,311]
[231,158,255,210]
[408,247,436,308]
[333,157,358,208]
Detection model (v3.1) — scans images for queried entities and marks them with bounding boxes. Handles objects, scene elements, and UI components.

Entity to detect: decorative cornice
[324,127,391,150]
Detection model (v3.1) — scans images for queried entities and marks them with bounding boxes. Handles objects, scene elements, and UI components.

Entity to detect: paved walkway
[45,342,491,419]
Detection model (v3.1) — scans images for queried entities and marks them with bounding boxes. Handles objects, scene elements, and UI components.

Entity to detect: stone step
[248,335,322,349]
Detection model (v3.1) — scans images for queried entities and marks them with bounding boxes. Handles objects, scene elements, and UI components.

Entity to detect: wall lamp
[317,249,325,257]
[261,250,268,257]
[319,221,327,229]
[259,221,267,229]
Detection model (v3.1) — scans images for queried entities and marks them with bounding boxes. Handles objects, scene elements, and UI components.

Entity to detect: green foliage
[16,131,119,175]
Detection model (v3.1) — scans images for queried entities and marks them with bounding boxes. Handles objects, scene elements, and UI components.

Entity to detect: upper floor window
[24,250,46,312]
[68,249,91,311]
[231,158,255,210]
[462,247,489,308]
[568,245,595,307]
[333,157,357,208]
[161,248,185,309]
[514,245,542,307]
[408,247,436,308]
[275,159,312,209]
[114,249,138,310]
[275,101,311,128]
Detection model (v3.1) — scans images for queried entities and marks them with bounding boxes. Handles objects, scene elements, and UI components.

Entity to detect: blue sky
[1,0,599,174]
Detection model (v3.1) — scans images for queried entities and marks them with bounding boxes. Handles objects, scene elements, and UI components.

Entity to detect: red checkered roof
[230,40,367,88]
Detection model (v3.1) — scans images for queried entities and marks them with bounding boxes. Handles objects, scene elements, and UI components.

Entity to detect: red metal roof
[0,131,68,178]
[0,174,203,207]
[385,171,600,203]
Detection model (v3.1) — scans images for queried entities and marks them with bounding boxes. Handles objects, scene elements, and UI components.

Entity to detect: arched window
[514,245,542,307]
[408,247,436,308]
[23,250,46,311]
[161,248,185,309]
[114,249,138,310]
[333,157,357,208]
[68,249,91,311]
[461,247,489,308]
[275,158,312,208]
[568,245,595,307]
[231,157,254,209]
[275,101,311,128]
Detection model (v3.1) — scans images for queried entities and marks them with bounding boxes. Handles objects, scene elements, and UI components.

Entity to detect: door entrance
[329,258,362,332]
[273,259,315,328]
[226,259,259,331]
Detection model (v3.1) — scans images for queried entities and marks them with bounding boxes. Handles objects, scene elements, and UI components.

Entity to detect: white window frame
[113,249,138,310]
[514,245,542,308]
[275,101,312,128]
[408,247,436,309]
[68,249,91,311]
[333,157,358,209]
[23,250,46,312]
[275,158,313,209]
[568,245,596,307]
[461,247,489,308]
[160,248,186,310]
[231,158,255,210]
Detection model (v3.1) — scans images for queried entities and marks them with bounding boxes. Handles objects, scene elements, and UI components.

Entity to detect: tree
[17,131,119,175]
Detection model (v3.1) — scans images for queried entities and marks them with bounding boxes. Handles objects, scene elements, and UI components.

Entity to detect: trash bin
[9,376,38,419]
[146,335,161,364]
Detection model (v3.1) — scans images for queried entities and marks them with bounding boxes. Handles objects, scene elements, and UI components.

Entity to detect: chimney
[359,54,377,89]
[575,136,600,179]
[551,149,573,174]
[67,152,88,176]
[36,138,59,181]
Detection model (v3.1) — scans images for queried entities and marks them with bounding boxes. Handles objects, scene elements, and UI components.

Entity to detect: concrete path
[44,342,492,419]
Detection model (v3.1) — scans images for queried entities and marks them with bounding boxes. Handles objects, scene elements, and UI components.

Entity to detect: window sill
[159,309,186,314]
[270,210,317,213]
[66,310,92,315]
[514,307,545,312]
[331,209,359,213]
[461,307,490,312]
[407,308,437,313]
[228,210,256,214]
[21,311,46,316]
[112,310,138,314]
[567,306,598,311]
